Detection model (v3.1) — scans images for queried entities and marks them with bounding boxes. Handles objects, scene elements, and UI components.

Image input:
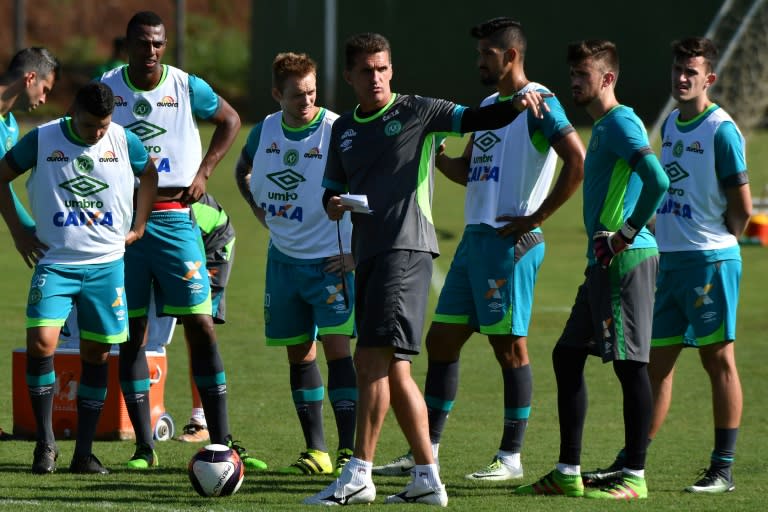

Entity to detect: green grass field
[0,126,765,511]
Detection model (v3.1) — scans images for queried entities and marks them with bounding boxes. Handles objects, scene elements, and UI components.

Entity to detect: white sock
[497,450,521,468]
[190,408,206,427]
[432,443,440,458]
[556,463,581,476]
[413,464,442,488]
[345,457,373,486]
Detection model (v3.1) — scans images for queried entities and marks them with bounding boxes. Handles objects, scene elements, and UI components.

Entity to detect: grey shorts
[355,250,432,355]
[556,248,658,363]
[207,242,234,324]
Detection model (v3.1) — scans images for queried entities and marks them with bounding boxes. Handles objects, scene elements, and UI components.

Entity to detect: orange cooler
[12,348,174,441]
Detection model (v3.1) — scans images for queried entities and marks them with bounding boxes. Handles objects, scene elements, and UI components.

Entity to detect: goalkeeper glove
[593,220,639,268]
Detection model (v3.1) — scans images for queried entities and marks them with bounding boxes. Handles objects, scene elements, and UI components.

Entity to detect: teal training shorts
[434,225,544,336]
[652,258,740,347]
[264,246,354,346]
[125,209,212,318]
[27,260,127,344]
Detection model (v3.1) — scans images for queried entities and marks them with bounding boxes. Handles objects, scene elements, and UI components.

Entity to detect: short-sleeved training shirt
[322,93,464,263]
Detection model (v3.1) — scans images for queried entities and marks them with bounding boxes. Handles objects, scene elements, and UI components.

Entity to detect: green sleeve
[628,153,669,228]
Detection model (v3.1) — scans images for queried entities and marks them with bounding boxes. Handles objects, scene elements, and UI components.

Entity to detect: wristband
[618,220,639,244]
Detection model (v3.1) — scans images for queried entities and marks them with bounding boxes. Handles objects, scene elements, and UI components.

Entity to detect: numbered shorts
[652,259,740,348]
[355,250,432,355]
[264,251,355,346]
[434,227,544,336]
[556,248,658,363]
[207,241,234,324]
[124,209,212,318]
[26,260,127,344]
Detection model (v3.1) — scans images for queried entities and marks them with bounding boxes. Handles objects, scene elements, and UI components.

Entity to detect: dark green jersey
[323,93,464,263]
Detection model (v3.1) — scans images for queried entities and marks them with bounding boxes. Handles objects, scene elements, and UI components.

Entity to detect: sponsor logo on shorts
[694,283,713,308]
[484,278,506,300]
[326,284,347,311]
[602,317,612,339]
[701,311,717,322]
[183,261,203,281]
[488,301,503,311]
[112,287,124,307]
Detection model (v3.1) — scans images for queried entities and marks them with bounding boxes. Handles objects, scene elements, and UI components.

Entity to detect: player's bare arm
[435,137,472,186]
[184,95,241,203]
[724,183,753,236]
[233,153,265,221]
[126,159,158,245]
[496,130,585,238]
[0,159,48,267]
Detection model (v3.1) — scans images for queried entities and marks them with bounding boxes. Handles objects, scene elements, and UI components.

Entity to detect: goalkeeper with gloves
[516,39,668,500]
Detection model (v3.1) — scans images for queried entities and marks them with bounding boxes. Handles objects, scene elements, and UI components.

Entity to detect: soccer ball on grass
[188,443,244,497]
